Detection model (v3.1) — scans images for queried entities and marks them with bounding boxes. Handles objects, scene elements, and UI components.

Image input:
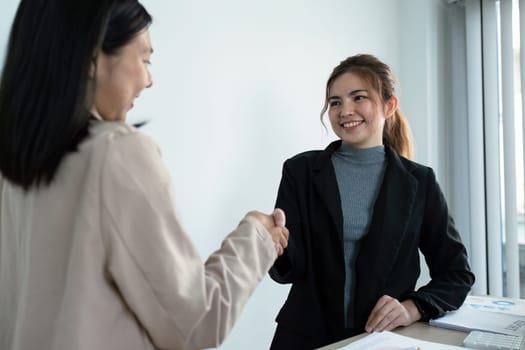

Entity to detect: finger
[381,313,405,332]
[366,297,396,332]
[274,242,283,256]
[372,310,397,332]
[373,300,409,332]
[279,229,289,248]
[366,309,385,332]
[370,295,391,315]
[246,211,271,229]
[366,296,390,327]
[366,310,388,333]
[283,227,289,239]
[273,208,286,227]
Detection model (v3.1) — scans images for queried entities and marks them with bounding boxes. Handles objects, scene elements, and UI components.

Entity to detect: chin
[113,113,126,122]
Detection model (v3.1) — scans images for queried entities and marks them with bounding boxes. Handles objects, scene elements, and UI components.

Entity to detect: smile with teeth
[341,120,364,128]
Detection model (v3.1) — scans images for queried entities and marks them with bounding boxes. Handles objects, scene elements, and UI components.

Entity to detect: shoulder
[285,150,322,164]
[83,121,166,180]
[281,150,324,176]
[386,146,433,179]
[283,140,341,169]
[88,121,155,146]
[82,121,159,157]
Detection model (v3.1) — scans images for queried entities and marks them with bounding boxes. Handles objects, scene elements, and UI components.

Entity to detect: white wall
[0,1,462,349]
[397,0,456,184]
[0,0,17,66]
[397,0,475,288]
[398,0,473,280]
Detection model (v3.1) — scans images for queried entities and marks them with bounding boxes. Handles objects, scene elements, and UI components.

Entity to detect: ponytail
[383,109,413,159]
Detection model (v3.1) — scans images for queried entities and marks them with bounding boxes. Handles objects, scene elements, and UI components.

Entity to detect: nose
[145,71,153,89]
[340,101,354,117]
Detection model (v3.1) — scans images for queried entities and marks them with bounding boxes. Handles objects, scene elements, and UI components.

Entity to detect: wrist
[411,298,432,322]
[402,299,421,323]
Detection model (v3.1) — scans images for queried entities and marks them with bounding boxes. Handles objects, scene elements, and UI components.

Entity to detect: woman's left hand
[364,295,421,333]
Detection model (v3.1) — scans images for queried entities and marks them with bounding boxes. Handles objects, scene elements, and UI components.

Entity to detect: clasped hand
[365,295,421,333]
[247,208,289,256]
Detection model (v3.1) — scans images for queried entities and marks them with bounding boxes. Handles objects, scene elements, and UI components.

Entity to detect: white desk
[318,322,468,349]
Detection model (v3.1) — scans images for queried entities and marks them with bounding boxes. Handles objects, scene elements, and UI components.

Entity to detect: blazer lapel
[360,146,418,286]
[312,141,343,241]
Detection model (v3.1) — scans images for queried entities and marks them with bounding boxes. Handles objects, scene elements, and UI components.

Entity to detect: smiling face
[327,72,397,149]
[92,29,153,121]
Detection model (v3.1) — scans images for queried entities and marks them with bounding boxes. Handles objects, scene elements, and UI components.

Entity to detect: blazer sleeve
[99,131,277,350]
[269,159,307,283]
[405,168,475,319]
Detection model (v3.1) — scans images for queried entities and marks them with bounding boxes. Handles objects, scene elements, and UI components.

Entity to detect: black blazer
[269,141,475,349]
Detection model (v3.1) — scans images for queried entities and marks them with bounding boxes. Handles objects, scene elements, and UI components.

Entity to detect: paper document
[462,295,525,316]
[429,295,525,336]
[335,331,472,350]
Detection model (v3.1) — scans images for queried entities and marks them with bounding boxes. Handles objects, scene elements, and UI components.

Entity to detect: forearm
[185,216,276,348]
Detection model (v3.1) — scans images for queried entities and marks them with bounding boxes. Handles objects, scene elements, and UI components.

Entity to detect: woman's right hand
[247,208,289,256]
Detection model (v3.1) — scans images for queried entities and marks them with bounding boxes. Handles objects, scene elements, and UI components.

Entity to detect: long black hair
[0,0,152,190]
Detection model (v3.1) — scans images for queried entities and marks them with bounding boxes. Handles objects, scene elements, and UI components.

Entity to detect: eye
[354,95,368,102]
[329,100,341,108]
[144,59,152,66]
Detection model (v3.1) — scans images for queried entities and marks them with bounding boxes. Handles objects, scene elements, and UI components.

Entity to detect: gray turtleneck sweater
[331,143,386,327]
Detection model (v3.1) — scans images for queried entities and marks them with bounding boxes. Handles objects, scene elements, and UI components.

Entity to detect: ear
[88,57,97,80]
[384,95,398,119]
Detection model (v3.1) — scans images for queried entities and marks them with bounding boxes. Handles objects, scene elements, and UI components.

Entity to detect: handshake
[247,208,289,256]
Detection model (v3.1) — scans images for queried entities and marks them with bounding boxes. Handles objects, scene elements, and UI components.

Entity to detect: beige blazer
[0,121,276,350]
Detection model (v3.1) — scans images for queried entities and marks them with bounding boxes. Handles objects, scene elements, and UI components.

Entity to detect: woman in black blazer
[269,54,475,349]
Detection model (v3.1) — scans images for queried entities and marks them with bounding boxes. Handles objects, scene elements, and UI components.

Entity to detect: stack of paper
[429,295,525,336]
[337,331,473,350]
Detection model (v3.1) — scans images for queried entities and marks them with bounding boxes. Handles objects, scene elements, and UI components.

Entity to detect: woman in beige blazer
[0,1,288,349]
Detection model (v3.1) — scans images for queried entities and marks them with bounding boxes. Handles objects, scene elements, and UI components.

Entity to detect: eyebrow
[328,89,368,100]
